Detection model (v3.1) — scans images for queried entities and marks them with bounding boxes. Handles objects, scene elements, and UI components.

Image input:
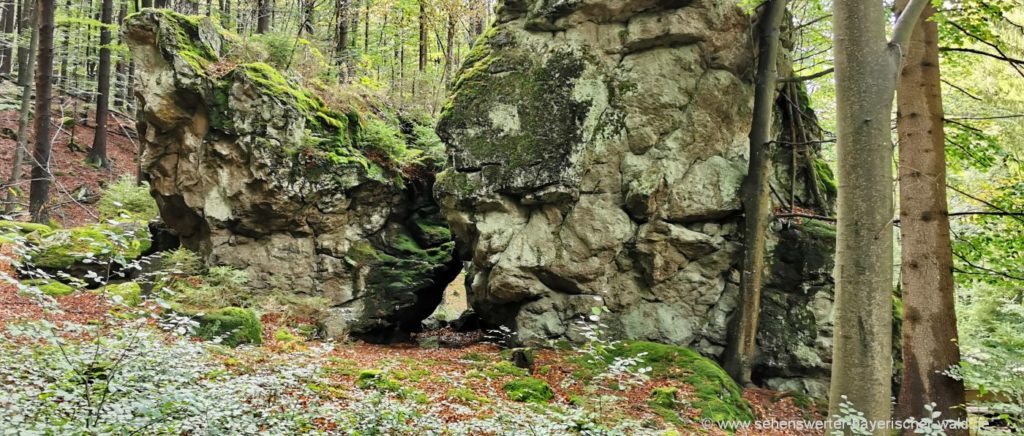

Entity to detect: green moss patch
[502,377,554,403]
[27,222,151,270]
[356,369,402,392]
[595,341,753,425]
[0,220,53,236]
[447,387,491,404]
[22,279,75,297]
[94,282,143,306]
[195,307,263,346]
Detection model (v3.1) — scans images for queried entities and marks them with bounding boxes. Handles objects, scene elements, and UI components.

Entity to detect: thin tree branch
[781,67,834,82]
[940,79,983,101]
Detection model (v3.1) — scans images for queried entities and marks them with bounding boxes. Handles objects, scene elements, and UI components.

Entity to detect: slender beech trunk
[29,0,55,224]
[256,0,270,33]
[87,0,113,168]
[362,0,368,52]
[334,0,349,78]
[828,0,929,431]
[57,0,68,86]
[220,0,230,29]
[442,12,454,87]
[4,0,37,214]
[417,0,426,72]
[894,1,967,430]
[0,0,14,75]
[723,0,787,387]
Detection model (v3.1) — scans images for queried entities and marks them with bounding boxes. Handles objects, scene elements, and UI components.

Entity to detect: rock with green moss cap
[502,377,554,403]
[194,307,263,347]
[125,9,458,342]
[23,222,151,278]
[21,279,76,297]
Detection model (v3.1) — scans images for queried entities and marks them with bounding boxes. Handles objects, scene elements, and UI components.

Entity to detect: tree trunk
[893,1,967,431]
[4,0,38,214]
[87,0,113,169]
[334,0,349,78]
[828,0,929,431]
[29,0,55,224]
[362,0,368,52]
[220,0,230,29]
[57,0,69,87]
[417,0,426,72]
[0,0,14,75]
[722,0,787,387]
[256,0,270,33]
[442,12,454,87]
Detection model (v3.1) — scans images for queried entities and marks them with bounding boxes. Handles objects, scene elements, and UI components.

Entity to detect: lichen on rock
[436,0,837,397]
[125,9,458,341]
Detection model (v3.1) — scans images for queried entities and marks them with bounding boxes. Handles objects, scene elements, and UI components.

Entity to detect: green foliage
[194,307,263,347]
[161,248,205,277]
[172,266,251,309]
[98,177,160,222]
[251,33,297,68]
[502,377,554,403]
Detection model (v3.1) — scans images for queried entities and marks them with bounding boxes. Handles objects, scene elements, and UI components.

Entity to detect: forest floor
[0,90,826,434]
[0,83,140,227]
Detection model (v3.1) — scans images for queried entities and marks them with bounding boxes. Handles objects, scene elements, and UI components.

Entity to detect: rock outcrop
[125,10,459,341]
[435,0,836,394]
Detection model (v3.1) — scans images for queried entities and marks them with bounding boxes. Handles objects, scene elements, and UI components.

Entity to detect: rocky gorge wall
[125,10,460,341]
[435,0,837,394]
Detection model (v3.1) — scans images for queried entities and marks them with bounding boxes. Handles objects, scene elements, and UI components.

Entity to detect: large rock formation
[435,0,836,394]
[125,10,459,341]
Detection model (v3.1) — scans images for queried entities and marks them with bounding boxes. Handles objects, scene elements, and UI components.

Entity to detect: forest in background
[0,0,1020,433]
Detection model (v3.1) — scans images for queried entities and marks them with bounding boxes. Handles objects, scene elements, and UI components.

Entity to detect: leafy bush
[97,176,159,221]
[160,248,205,277]
[174,266,251,309]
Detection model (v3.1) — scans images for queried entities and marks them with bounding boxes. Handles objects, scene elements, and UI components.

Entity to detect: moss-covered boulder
[609,342,753,425]
[21,279,76,297]
[502,377,554,403]
[194,307,263,346]
[94,282,143,306]
[125,9,459,341]
[23,222,151,277]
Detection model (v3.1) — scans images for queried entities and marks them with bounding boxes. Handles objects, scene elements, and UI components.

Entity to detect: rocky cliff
[125,10,459,341]
[435,0,836,394]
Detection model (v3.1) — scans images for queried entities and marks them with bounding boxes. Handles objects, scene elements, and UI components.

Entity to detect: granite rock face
[126,10,459,341]
[436,0,837,396]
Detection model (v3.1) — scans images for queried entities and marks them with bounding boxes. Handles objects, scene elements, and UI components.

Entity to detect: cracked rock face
[436,0,837,389]
[436,0,756,347]
[126,10,459,341]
